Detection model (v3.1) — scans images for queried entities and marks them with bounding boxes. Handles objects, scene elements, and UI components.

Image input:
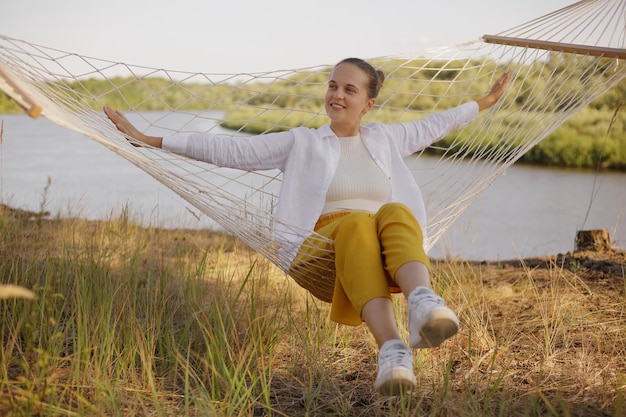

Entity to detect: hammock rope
[1,0,624,300]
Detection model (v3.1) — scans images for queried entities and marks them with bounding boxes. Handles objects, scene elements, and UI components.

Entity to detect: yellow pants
[289,202,431,326]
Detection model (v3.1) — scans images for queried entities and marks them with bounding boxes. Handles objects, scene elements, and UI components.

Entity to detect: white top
[322,133,391,215]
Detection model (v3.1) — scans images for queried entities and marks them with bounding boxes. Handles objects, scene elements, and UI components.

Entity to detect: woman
[104,58,510,396]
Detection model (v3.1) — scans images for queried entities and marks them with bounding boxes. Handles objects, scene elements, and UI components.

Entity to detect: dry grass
[0,203,624,416]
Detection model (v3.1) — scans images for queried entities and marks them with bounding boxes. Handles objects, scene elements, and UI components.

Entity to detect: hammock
[0,0,624,302]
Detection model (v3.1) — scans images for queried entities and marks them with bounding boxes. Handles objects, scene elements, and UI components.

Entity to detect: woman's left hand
[477,71,511,111]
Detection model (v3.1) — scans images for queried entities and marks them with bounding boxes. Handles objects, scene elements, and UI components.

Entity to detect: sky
[2,0,576,74]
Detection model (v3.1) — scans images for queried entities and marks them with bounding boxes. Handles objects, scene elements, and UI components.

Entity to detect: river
[0,113,624,261]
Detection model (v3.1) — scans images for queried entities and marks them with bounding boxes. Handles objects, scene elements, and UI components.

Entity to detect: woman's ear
[362,98,376,115]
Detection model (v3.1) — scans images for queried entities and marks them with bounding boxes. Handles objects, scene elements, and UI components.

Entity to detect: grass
[0,203,625,416]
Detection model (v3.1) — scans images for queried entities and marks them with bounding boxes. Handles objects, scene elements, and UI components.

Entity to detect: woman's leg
[331,211,417,395]
[330,212,396,327]
[374,203,459,348]
[394,261,431,298]
[361,297,401,348]
[373,202,431,286]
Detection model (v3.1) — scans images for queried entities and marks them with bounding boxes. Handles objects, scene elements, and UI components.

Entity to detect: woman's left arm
[388,71,512,155]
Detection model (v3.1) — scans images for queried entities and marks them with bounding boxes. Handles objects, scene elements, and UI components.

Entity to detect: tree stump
[575,229,612,252]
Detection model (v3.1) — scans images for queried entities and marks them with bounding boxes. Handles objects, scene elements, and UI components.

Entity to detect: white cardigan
[163,101,479,267]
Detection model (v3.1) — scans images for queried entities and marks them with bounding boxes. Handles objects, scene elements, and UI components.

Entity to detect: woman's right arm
[104,106,296,171]
[103,106,163,147]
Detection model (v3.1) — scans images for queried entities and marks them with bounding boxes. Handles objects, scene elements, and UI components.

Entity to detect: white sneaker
[374,339,416,396]
[408,287,459,349]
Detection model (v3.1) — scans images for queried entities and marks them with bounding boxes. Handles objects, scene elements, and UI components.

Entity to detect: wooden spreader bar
[482,35,626,60]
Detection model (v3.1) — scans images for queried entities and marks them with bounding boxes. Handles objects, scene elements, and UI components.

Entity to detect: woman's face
[325,63,375,134]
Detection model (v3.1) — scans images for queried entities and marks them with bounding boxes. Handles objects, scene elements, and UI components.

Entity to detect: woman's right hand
[103,106,163,148]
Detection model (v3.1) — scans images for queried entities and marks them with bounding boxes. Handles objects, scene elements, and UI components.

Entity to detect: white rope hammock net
[1,0,624,301]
